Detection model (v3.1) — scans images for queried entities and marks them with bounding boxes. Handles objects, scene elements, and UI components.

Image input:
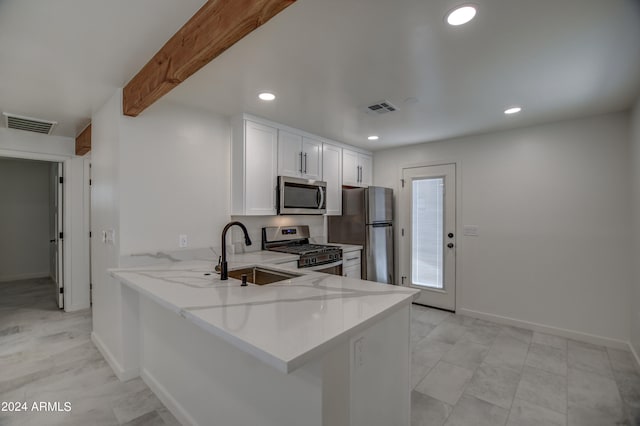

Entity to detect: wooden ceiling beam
[75,124,91,156]
[123,0,296,117]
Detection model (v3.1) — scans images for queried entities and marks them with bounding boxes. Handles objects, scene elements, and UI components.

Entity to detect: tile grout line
[504,334,532,425]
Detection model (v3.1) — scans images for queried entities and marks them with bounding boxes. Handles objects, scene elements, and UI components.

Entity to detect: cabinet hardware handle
[304,153,308,174]
[299,152,303,173]
[346,257,358,261]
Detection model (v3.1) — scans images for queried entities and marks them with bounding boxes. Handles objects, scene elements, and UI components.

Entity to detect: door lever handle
[447,243,454,248]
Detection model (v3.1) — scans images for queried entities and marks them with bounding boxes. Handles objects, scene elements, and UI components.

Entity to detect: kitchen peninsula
[108,253,418,426]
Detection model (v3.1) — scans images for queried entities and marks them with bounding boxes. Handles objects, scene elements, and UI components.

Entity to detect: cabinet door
[278,130,303,178]
[342,149,359,187]
[344,264,361,279]
[302,137,322,180]
[245,120,278,215]
[359,153,373,187]
[322,143,342,215]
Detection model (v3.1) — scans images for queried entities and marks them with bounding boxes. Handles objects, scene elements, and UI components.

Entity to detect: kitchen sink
[227,267,301,285]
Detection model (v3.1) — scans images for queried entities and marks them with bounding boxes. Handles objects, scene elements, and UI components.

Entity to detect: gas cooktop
[262,226,342,268]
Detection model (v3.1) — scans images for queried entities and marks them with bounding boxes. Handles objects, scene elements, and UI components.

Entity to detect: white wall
[0,158,51,281]
[119,102,231,255]
[375,112,632,345]
[0,127,74,159]
[630,98,640,357]
[91,90,125,370]
[91,89,232,377]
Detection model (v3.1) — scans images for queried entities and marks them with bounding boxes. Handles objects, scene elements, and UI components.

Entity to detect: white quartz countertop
[110,254,417,374]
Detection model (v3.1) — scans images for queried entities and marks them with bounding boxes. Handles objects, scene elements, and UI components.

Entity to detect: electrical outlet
[179,234,188,248]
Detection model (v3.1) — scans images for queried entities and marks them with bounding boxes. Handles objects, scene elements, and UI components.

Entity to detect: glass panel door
[412,178,444,289]
[400,164,456,311]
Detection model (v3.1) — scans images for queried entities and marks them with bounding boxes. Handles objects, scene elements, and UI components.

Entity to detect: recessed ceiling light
[446,5,477,26]
[258,92,276,101]
[368,135,379,141]
[504,107,522,115]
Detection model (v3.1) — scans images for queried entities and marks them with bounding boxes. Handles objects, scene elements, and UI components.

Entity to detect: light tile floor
[2,279,639,426]
[0,278,179,426]
[411,304,640,426]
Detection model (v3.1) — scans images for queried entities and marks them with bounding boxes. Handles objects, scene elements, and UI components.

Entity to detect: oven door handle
[304,260,343,271]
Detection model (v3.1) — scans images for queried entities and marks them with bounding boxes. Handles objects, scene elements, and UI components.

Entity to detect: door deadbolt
[448,233,454,238]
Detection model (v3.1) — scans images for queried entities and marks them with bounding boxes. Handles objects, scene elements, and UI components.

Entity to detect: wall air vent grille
[366,100,398,114]
[3,112,57,135]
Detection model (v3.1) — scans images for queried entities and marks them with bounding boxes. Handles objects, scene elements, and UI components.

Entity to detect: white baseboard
[141,368,198,426]
[64,303,91,313]
[91,332,139,382]
[0,271,50,282]
[457,308,629,350]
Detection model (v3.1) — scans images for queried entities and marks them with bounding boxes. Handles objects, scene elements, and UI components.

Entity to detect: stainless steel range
[262,226,343,274]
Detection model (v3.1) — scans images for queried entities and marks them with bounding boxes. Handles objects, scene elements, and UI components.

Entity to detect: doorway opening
[0,157,64,307]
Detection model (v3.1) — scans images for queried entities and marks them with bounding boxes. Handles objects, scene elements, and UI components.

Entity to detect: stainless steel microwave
[277,176,327,215]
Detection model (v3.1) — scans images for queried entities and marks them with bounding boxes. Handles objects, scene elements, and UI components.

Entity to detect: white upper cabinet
[302,137,322,180]
[322,143,342,216]
[231,118,278,215]
[232,113,371,216]
[359,153,372,186]
[278,130,322,180]
[278,130,303,177]
[343,149,372,187]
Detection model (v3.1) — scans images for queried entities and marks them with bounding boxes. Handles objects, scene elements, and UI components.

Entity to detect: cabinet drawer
[343,250,361,268]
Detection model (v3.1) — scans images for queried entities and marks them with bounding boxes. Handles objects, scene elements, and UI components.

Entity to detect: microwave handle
[318,186,325,210]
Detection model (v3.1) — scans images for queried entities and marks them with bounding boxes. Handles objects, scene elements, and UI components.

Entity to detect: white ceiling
[1,0,639,150]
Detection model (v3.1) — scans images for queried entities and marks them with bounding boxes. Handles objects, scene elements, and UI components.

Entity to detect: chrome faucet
[218,221,252,280]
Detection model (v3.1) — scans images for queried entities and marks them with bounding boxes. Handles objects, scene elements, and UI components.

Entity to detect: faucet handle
[214,256,222,273]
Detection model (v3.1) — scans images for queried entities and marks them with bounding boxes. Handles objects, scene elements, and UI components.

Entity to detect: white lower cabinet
[342,248,362,279]
[344,265,361,279]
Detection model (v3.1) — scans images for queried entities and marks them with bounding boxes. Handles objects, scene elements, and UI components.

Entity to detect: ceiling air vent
[366,100,398,114]
[3,112,57,135]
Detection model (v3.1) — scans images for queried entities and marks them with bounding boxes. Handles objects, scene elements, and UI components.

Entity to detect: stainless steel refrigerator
[328,186,394,284]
